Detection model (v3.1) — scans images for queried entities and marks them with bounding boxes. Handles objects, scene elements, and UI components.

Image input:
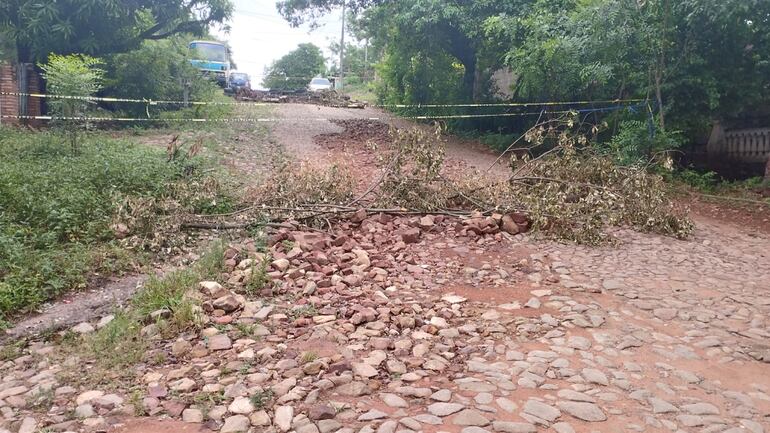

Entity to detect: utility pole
[339,0,345,90]
[364,38,369,82]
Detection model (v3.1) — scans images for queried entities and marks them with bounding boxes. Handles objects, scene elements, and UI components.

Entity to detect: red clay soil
[684,194,770,235]
[109,418,214,433]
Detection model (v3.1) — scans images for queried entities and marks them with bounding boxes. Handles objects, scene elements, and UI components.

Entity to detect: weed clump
[59,240,226,376]
[250,389,275,410]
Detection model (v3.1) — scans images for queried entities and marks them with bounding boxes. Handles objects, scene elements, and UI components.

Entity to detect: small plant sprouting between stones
[300,351,319,364]
[289,304,318,319]
[246,254,272,295]
[250,389,275,410]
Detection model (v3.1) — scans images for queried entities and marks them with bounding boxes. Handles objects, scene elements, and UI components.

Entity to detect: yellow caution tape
[1,109,582,123]
[1,91,645,110]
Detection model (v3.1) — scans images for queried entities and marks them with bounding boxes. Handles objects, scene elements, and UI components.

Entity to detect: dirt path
[272,103,507,174]
[0,275,146,344]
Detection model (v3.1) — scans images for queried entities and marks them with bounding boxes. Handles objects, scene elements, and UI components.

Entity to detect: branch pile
[234,88,366,108]
[186,119,693,245]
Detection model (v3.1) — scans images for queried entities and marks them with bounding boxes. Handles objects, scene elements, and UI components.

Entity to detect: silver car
[308,77,332,92]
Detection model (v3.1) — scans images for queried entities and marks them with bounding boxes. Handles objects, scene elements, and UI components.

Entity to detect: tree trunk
[15,40,33,64]
[462,57,477,102]
[654,69,665,131]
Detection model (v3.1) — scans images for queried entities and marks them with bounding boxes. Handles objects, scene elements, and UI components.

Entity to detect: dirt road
[266,104,770,431]
[1,104,768,433]
[272,103,507,173]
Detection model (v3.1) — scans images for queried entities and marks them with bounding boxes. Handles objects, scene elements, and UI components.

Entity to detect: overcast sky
[215,0,346,86]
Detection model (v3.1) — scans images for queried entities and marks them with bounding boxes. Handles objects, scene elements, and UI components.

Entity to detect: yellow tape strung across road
[1,109,582,123]
[0,91,267,106]
[374,99,646,109]
[0,91,645,110]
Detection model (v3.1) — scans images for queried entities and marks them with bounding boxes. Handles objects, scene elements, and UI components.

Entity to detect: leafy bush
[675,169,720,192]
[608,120,683,165]
[0,128,225,320]
[156,91,234,123]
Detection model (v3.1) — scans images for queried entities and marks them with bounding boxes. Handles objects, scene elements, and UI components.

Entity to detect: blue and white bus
[189,40,231,88]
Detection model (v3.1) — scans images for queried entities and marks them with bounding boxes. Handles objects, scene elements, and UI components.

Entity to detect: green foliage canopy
[0,0,233,63]
[263,43,326,91]
[278,0,770,147]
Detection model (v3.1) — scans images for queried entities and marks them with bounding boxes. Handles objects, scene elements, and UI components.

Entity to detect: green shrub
[607,120,683,165]
[675,169,720,192]
[478,132,519,153]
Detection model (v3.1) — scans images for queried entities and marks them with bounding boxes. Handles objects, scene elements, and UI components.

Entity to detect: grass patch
[250,389,275,410]
[478,132,519,153]
[132,240,226,336]
[0,127,232,321]
[289,304,318,320]
[300,351,318,364]
[342,82,377,104]
[245,254,271,296]
[673,169,769,197]
[0,340,25,361]
[85,311,147,368]
[53,240,227,383]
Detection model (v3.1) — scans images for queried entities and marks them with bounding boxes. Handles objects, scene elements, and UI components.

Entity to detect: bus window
[190,42,227,63]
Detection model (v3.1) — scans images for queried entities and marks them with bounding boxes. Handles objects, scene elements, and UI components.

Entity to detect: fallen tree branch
[183,205,492,232]
[484,110,552,173]
[181,221,296,230]
[346,149,404,207]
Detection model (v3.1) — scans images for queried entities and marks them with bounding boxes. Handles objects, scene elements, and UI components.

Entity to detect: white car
[308,77,332,92]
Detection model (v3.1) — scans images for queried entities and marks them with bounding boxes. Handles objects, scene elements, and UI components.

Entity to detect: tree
[328,41,373,83]
[487,0,770,136]
[0,0,233,63]
[263,43,326,91]
[39,54,104,152]
[278,0,770,143]
[278,0,526,102]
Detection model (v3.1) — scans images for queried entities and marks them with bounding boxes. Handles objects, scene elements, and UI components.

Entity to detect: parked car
[308,77,332,92]
[228,72,251,92]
